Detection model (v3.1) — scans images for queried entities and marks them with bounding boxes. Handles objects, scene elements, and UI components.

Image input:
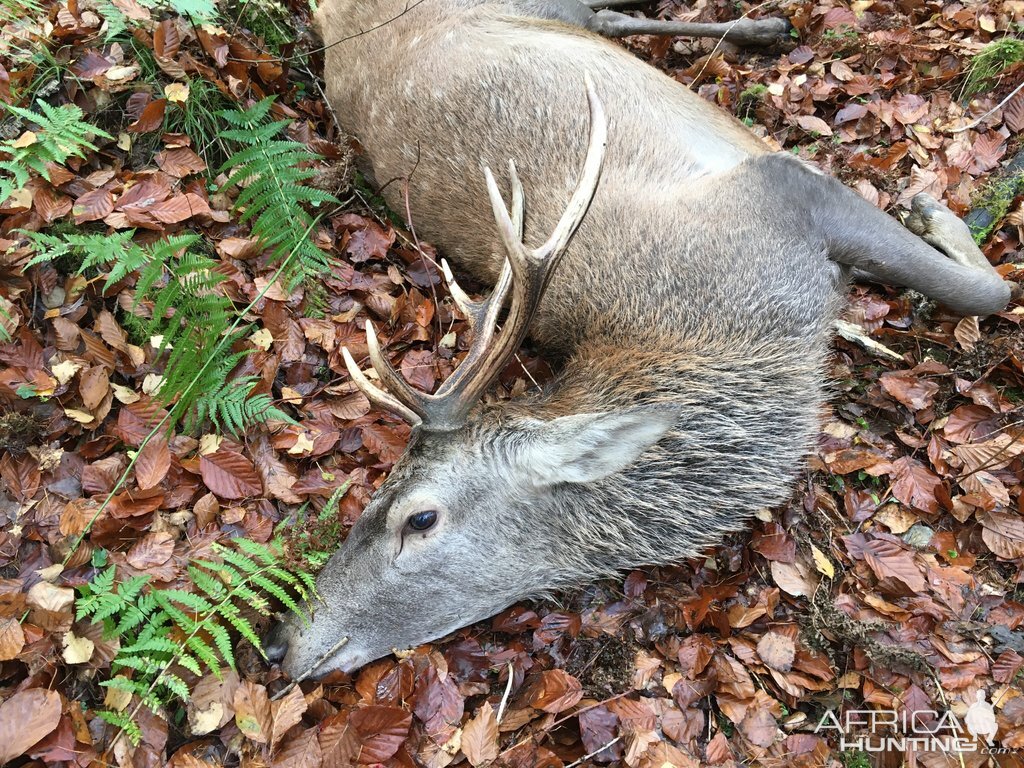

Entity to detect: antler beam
[342,75,608,431]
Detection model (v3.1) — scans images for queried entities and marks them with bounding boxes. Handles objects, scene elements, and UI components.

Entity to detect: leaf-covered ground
[1,0,1023,766]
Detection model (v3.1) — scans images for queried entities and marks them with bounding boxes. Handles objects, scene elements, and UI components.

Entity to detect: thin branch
[949,80,1024,134]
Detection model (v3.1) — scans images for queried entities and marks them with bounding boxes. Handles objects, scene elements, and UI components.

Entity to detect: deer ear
[520,406,678,486]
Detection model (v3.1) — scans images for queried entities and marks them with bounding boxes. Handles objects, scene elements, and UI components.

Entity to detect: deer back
[312,0,837,354]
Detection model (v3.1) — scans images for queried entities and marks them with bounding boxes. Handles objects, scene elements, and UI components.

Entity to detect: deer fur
[266,0,1014,678]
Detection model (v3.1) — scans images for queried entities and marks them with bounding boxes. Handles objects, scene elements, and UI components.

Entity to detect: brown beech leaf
[756,632,795,672]
[272,727,321,768]
[128,98,167,133]
[233,681,272,744]
[146,193,211,223]
[528,669,584,714]
[1005,91,1024,133]
[360,423,407,465]
[200,448,262,499]
[350,706,412,763]
[153,19,180,58]
[0,616,25,660]
[108,487,165,519]
[73,188,114,224]
[979,510,1024,559]
[156,147,208,177]
[740,706,778,748]
[461,701,499,767]
[706,731,733,763]
[318,712,361,768]
[270,685,307,746]
[0,688,63,764]
[993,650,1024,684]
[880,371,939,412]
[135,436,171,490]
[794,114,833,136]
[889,457,942,515]
[126,531,175,569]
[863,537,926,593]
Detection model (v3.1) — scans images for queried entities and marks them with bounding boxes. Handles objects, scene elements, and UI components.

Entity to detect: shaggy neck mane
[497,333,831,580]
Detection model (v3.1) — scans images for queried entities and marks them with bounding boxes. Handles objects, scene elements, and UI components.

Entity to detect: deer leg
[586,10,792,46]
[815,180,1014,316]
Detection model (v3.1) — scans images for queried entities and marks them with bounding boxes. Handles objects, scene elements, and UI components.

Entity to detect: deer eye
[407,510,438,532]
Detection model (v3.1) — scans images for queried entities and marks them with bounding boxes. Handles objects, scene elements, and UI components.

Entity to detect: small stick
[950,80,1024,134]
[270,636,349,701]
[496,662,515,724]
[564,736,622,768]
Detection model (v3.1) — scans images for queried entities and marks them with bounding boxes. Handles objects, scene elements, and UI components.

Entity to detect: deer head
[265,80,679,679]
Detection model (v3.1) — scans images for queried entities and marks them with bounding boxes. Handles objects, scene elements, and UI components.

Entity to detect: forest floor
[1,0,1023,766]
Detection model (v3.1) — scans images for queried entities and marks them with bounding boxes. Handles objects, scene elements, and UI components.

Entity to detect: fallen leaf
[200,448,263,499]
[234,681,272,743]
[0,689,63,764]
[461,701,499,766]
[62,630,95,664]
[756,632,795,672]
[0,617,26,660]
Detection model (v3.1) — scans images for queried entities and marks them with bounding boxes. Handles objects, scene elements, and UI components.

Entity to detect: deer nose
[263,621,290,664]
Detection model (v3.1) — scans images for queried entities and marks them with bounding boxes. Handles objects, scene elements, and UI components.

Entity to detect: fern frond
[216,98,338,286]
[80,537,312,744]
[97,710,143,746]
[0,102,111,202]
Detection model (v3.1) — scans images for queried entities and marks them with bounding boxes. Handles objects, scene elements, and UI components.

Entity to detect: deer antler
[342,75,608,431]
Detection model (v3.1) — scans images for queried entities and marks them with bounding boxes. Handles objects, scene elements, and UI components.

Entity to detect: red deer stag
[265,0,1014,678]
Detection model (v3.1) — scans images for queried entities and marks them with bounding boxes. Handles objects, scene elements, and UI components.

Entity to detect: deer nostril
[263,622,290,664]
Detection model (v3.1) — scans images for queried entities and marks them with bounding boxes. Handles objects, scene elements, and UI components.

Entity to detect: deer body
[267,0,1013,677]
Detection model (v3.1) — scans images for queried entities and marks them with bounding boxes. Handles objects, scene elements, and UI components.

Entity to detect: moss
[737,83,768,120]
[962,37,1024,97]
[968,169,1024,244]
[0,411,46,454]
[226,0,295,52]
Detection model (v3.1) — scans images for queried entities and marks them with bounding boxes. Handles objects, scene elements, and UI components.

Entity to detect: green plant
[286,480,352,568]
[76,539,314,746]
[23,231,292,435]
[962,37,1024,98]
[737,83,770,120]
[217,98,338,285]
[968,170,1024,244]
[840,751,872,768]
[135,244,292,434]
[821,25,859,52]
[163,78,235,165]
[0,102,112,203]
[228,0,295,51]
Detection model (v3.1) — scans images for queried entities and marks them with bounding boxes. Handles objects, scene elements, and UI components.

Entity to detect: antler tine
[363,321,430,419]
[536,73,607,263]
[341,346,423,426]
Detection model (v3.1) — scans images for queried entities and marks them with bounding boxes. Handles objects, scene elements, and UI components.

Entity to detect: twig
[564,736,621,767]
[271,635,350,701]
[949,80,1024,134]
[496,662,515,723]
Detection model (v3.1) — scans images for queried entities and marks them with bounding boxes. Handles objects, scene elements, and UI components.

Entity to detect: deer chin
[276,613,482,680]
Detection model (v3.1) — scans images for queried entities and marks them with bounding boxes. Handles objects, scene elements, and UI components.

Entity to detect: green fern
[93,0,129,40]
[76,539,313,746]
[0,102,112,203]
[23,230,291,435]
[138,249,291,434]
[217,98,337,285]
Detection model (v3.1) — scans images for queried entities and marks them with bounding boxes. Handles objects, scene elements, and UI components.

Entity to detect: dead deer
[265,0,1015,678]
